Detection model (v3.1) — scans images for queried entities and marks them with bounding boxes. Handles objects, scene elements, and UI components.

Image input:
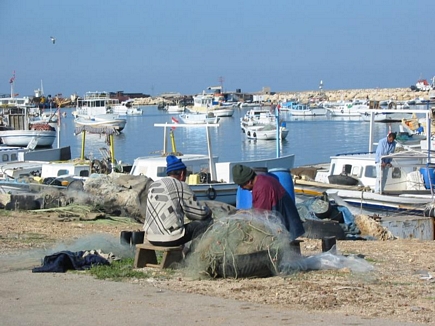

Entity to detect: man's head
[166,155,187,181]
[232,164,256,190]
[387,132,396,143]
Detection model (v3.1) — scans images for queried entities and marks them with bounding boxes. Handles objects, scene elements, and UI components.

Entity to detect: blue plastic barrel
[236,187,252,209]
[235,167,268,209]
[268,168,295,203]
[419,167,435,189]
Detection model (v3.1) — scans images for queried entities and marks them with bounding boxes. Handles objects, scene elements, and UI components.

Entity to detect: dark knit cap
[232,164,255,185]
[166,155,186,174]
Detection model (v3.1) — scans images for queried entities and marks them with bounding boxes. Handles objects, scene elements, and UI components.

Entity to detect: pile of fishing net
[184,210,298,279]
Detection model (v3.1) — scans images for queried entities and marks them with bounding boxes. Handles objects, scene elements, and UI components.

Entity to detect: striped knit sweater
[144,177,211,242]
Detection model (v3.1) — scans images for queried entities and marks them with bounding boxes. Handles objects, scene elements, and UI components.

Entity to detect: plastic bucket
[268,168,295,203]
[419,167,435,189]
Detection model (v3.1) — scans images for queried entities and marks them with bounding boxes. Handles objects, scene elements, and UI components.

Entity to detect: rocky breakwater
[131,87,433,106]
[267,87,433,103]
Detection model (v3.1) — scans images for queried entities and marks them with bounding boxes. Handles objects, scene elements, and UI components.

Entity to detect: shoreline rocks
[133,87,433,106]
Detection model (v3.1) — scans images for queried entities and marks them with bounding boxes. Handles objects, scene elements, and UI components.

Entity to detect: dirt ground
[0,210,434,325]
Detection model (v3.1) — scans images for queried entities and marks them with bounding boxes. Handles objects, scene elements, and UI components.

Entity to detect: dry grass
[1,210,434,324]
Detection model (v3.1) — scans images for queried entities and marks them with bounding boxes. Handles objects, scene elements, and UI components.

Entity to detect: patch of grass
[88,258,152,281]
[87,258,178,281]
[364,257,378,263]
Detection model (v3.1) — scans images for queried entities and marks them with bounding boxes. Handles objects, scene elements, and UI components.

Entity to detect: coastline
[133,87,433,106]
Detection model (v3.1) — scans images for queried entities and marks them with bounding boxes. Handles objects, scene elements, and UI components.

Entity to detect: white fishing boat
[292,109,435,214]
[359,110,412,122]
[325,99,369,117]
[189,91,220,113]
[179,112,219,124]
[210,106,235,117]
[242,124,289,140]
[0,129,56,147]
[240,108,276,128]
[0,73,34,109]
[112,99,143,116]
[282,102,326,116]
[130,123,296,205]
[0,145,71,180]
[74,114,127,131]
[165,104,185,113]
[73,91,120,118]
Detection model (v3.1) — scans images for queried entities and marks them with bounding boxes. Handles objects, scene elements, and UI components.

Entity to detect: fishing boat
[165,104,185,113]
[0,129,56,147]
[282,102,327,116]
[72,91,120,118]
[242,124,289,140]
[210,106,235,117]
[74,114,127,131]
[292,109,435,214]
[130,123,296,205]
[112,99,143,116]
[240,107,276,129]
[179,112,219,124]
[325,99,369,117]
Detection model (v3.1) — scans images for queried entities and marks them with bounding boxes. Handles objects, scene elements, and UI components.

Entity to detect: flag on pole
[171,117,179,130]
[9,71,15,84]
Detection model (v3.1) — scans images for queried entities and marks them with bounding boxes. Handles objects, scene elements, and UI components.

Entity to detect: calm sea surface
[56,106,408,167]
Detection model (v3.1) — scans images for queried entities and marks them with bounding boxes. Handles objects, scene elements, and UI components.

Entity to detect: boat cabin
[41,161,91,179]
[75,91,119,117]
[315,151,430,191]
[130,154,217,184]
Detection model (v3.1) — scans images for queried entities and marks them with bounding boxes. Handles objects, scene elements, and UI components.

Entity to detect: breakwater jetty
[133,87,433,106]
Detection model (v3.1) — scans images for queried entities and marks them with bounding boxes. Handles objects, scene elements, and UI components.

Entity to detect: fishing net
[184,209,298,279]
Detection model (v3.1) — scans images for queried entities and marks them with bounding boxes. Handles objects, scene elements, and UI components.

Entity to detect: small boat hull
[244,126,289,140]
[0,130,56,147]
[74,115,127,131]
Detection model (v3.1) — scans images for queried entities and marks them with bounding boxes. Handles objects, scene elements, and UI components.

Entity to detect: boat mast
[9,71,15,98]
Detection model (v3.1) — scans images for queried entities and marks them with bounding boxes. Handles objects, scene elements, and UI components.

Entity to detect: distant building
[110,91,150,101]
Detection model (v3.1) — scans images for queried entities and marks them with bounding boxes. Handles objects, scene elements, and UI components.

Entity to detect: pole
[163,124,168,154]
[170,129,177,153]
[110,134,115,173]
[275,105,280,157]
[368,111,375,152]
[81,131,86,160]
[206,125,217,181]
[57,106,61,148]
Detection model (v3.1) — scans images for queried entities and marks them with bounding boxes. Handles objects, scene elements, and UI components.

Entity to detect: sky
[1,0,434,98]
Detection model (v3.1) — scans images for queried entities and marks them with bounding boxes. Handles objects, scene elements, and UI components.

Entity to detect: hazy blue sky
[1,1,434,98]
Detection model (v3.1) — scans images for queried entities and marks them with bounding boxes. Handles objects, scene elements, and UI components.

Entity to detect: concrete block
[381,215,434,240]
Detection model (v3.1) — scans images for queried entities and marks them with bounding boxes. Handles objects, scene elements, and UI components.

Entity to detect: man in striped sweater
[144,155,212,247]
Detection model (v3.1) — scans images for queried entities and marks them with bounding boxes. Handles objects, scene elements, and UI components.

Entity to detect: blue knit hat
[166,155,186,174]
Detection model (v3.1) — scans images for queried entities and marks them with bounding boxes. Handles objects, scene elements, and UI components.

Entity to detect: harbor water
[56,106,409,167]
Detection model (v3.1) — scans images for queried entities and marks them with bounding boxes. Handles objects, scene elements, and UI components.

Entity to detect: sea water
[56,106,407,167]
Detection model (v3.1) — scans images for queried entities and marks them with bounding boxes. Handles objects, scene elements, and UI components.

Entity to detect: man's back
[144,177,209,242]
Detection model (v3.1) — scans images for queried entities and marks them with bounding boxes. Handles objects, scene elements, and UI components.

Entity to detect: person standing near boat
[232,164,305,241]
[374,132,397,194]
[143,155,212,247]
